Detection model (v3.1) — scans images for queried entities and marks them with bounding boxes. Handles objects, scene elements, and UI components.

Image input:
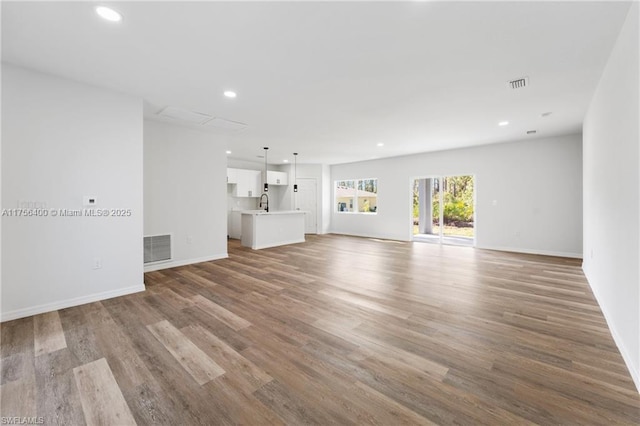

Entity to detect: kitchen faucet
[259,193,269,212]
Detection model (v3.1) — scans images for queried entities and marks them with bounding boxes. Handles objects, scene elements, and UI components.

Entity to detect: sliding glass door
[412,175,474,246]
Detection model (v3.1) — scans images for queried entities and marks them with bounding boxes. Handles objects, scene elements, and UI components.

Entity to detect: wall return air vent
[507,76,529,89]
[144,234,171,264]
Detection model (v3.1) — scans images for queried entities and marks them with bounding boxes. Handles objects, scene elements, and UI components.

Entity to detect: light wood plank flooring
[1,235,639,424]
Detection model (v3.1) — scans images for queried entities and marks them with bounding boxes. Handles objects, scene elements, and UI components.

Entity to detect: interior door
[295,178,317,234]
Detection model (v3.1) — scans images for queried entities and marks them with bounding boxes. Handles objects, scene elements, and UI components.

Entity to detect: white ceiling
[1,1,632,165]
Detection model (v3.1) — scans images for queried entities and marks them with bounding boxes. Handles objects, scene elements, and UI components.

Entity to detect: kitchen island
[240,210,306,250]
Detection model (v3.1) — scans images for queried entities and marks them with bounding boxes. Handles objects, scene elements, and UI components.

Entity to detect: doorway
[295,178,317,234]
[412,175,475,246]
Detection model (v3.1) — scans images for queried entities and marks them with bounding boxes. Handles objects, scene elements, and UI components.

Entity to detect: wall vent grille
[144,234,171,264]
[508,77,529,89]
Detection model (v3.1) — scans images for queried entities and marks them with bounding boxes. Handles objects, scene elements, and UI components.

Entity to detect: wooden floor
[2,235,639,425]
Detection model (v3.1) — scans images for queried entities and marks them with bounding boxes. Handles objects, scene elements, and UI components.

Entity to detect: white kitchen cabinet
[227,168,239,184]
[267,171,288,185]
[228,210,242,239]
[233,169,261,197]
[241,211,305,249]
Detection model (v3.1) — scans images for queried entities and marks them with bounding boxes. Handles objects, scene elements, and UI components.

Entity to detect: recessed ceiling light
[96,6,122,22]
[225,150,232,154]
[498,121,509,126]
[224,91,237,98]
[527,130,537,135]
[283,159,289,163]
[377,143,384,147]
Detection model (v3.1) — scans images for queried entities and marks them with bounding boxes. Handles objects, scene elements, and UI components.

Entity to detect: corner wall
[144,120,228,271]
[583,3,639,390]
[330,134,583,258]
[1,65,144,321]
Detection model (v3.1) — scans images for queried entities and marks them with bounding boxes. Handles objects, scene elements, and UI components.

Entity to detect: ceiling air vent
[204,117,248,131]
[156,107,249,131]
[507,76,529,90]
[157,106,212,124]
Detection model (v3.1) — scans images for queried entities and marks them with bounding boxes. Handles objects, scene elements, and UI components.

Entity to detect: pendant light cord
[293,153,298,192]
[263,147,269,193]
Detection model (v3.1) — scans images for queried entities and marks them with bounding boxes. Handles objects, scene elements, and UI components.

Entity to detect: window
[335,178,377,213]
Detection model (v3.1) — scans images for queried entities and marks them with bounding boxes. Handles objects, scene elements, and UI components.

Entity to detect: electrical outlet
[93,258,102,270]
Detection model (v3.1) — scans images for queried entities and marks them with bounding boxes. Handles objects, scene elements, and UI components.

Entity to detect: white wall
[144,120,227,271]
[583,3,639,391]
[331,134,583,258]
[1,65,144,321]
[1,61,3,317]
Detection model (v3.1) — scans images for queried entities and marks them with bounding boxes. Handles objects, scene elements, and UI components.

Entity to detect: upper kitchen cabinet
[228,168,261,197]
[267,171,288,185]
[227,167,239,184]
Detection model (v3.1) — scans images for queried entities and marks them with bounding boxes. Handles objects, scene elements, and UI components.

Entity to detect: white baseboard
[1,284,145,322]
[144,252,228,272]
[583,268,640,393]
[476,244,583,259]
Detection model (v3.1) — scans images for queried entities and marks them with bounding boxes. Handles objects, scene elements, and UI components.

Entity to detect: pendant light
[293,153,298,192]
[263,147,269,192]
